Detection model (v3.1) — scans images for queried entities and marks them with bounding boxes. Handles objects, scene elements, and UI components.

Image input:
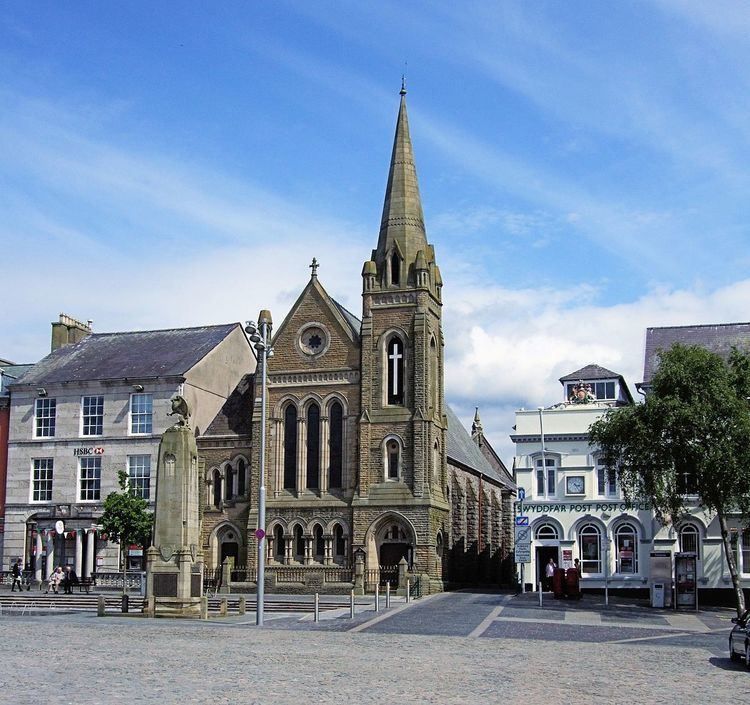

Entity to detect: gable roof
[201,374,255,438]
[273,275,360,347]
[446,405,514,490]
[0,363,35,395]
[643,322,750,384]
[15,323,241,386]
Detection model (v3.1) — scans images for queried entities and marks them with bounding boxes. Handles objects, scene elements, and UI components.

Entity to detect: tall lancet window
[387,336,404,405]
[306,402,320,490]
[283,405,297,490]
[329,401,343,489]
[390,252,401,286]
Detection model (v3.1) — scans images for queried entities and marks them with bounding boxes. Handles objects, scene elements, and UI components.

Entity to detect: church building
[198,86,515,593]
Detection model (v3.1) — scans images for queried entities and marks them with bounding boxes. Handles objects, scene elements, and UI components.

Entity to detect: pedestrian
[10,559,23,592]
[544,557,556,591]
[573,558,581,575]
[63,565,79,594]
[46,566,63,594]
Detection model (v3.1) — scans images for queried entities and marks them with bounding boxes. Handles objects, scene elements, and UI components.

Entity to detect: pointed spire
[472,407,484,444]
[374,84,429,278]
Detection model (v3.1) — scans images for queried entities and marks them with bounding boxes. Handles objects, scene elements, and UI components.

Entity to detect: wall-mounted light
[132,384,144,392]
[36,387,47,397]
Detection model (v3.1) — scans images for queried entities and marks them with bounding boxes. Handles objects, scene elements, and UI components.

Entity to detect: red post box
[552,567,566,598]
[565,568,581,599]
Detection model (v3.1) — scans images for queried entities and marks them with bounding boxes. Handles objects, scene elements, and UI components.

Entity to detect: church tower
[355,83,449,580]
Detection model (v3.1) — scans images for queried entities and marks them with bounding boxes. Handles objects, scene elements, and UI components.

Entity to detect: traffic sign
[517,487,526,502]
[514,526,531,544]
[514,544,531,563]
[515,515,529,526]
[254,529,266,540]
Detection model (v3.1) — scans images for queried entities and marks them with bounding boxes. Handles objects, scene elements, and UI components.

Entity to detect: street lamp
[245,310,273,626]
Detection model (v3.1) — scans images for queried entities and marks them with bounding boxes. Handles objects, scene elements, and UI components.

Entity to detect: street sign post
[515,515,529,526]
[514,544,531,563]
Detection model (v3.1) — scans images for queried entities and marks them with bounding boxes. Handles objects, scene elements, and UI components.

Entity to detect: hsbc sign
[73,447,104,456]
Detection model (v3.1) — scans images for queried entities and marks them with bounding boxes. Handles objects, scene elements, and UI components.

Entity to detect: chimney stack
[51,313,93,352]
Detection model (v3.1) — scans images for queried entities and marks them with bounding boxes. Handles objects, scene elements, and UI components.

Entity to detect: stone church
[197,87,514,593]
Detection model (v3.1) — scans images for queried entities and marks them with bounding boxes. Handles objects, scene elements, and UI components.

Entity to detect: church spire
[374,84,429,279]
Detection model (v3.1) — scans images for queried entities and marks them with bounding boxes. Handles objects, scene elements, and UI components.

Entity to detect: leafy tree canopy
[100,470,153,554]
[589,343,750,614]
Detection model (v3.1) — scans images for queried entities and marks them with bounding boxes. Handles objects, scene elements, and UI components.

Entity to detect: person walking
[10,559,23,592]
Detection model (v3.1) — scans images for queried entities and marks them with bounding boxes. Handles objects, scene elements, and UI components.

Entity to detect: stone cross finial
[310,257,319,278]
[400,72,407,96]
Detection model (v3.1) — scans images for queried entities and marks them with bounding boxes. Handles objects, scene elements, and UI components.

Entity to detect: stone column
[75,530,83,577]
[353,550,365,595]
[46,534,55,579]
[320,415,330,494]
[85,530,95,578]
[34,531,43,582]
[324,535,333,566]
[284,536,292,565]
[267,536,275,563]
[272,419,283,496]
[304,536,313,565]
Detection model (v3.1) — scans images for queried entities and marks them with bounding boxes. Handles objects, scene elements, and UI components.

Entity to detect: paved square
[0,591,745,704]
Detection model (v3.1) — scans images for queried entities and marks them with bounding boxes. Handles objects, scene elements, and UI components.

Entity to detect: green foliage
[589,344,750,523]
[100,469,153,551]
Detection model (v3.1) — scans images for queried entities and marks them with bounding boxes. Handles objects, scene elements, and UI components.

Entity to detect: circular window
[298,324,329,357]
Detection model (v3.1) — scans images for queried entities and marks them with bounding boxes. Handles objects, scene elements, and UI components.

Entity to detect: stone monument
[144,395,204,617]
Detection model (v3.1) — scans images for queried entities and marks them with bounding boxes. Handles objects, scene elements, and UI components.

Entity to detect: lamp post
[245,310,273,626]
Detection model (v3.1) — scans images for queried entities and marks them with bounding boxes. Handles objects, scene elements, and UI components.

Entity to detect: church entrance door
[220,542,239,565]
[379,542,409,586]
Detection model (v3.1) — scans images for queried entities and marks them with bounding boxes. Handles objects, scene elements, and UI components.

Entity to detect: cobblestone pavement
[0,591,746,705]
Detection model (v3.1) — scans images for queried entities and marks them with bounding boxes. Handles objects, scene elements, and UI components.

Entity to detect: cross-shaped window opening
[387,336,404,405]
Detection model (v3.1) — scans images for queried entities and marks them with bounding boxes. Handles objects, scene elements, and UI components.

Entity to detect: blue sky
[2,1,750,459]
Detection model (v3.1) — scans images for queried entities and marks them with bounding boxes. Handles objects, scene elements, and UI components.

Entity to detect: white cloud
[444,277,750,461]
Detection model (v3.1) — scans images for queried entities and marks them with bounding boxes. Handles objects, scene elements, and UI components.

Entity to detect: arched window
[615,523,638,574]
[334,524,345,558]
[386,439,400,480]
[283,405,297,490]
[535,522,559,540]
[213,469,222,508]
[391,252,401,286]
[386,336,404,405]
[224,465,234,500]
[579,523,602,574]
[679,524,700,557]
[329,401,343,489]
[306,403,320,490]
[294,525,304,561]
[273,525,284,562]
[314,525,324,560]
[237,459,246,497]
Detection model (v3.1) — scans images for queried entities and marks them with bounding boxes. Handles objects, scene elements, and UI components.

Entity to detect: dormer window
[566,380,616,401]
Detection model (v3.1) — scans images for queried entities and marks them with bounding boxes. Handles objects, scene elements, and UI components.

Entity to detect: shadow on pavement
[709,656,747,672]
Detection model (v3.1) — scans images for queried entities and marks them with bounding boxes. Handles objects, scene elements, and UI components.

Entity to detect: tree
[589,344,750,616]
[100,470,153,592]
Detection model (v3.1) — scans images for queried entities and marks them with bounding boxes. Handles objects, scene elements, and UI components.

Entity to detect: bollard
[386,582,391,608]
[97,595,106,617]
[406,579,411,603]
[121,594,129,613]
[220,598,228,617]
[314,592,320,623]
[350,589,355,619]
[200,596,208,620]
[539,582,543,607]
[238,596,246,616]
[375,583,380,612]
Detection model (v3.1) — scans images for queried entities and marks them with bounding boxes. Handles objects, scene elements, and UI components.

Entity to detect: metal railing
[409,575,422,599]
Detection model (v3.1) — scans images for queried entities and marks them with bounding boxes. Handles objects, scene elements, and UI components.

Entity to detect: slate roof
[643,323,750,384]
[201,374,255,438]
[332,299,361,338]
[559,364,621,382]
[445,405,513,489]
[0,364,34,395]
[15,323,241,386]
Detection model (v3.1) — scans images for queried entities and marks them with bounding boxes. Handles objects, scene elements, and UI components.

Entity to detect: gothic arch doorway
[364,513,416,579]
[211,523,243,568]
